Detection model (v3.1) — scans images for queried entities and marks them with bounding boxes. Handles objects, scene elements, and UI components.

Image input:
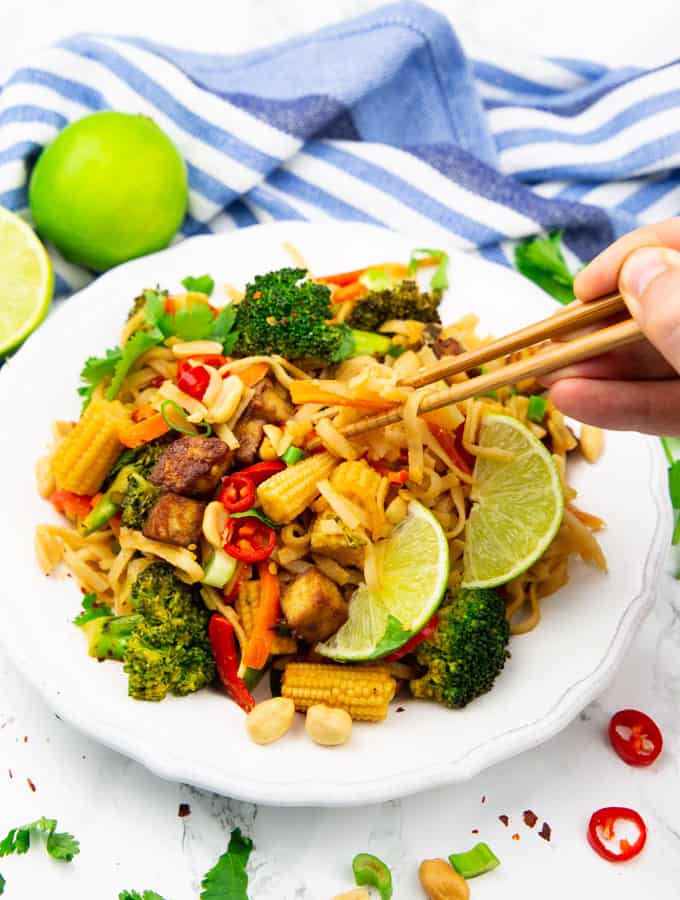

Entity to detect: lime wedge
[0,207,53,356]
[317,500,449,661]
[462,414,564,588]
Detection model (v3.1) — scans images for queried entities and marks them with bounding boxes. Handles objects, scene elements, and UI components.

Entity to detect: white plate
[0,222,670,806]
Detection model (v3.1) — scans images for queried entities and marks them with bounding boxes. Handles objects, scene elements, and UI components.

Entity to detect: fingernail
[620,247,670,313]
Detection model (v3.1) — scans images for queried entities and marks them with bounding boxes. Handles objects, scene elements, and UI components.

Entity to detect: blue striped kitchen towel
[1,0,679,300]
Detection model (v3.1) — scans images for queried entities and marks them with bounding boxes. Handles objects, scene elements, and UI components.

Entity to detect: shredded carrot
[120,413,170,448]
[332,282,368,303]
[415,255,442,270]
[242,563,281,670]
[426,422,473,475]
[236,361,270,387]
[131,404,158,423]
[317,261,410,287]
[289,381,397,411]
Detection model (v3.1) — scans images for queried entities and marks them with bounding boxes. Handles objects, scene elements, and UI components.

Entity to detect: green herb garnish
[527,395,547,422]
[119,891,166,900]
[182,274,215,296]
[0,817,79,863]
[515,230,575,305]
[78,346,123,408]
[200,828,253,900]
[106,330,164,401]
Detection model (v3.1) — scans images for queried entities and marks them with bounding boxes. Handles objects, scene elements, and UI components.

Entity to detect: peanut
[202,501,228,549]
[579,424,604,463]
[305,704,352,747]
[246,697,295,745]
[330,890,370,900]
[419,858,470,900]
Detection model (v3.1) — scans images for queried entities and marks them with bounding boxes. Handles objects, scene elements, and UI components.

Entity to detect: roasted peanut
[202,501,228,549]
[246,697,295,745]
[305,704,352,746]
[330,890,370,900]
[580,424,604,463]
[419,858,470,900]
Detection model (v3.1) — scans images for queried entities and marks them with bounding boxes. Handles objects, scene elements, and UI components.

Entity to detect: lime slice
[317,500,449,661]
[462,414,564,588]
[0,207,53,356]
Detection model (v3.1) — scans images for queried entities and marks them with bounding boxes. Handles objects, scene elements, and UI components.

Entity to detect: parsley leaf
[200,828,253,900]
[78,347,123,409]
[0,818,79,863]
[182,274,215,296]
[408,247,450,291]
[119,891,165,900]
[515,230,576,305]
[106,330,164,401]
[73,593,112,626]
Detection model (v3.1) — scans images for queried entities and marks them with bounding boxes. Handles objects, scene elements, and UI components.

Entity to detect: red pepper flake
[23,736,28,743]
[178,803,191,818]
[539,822,552,842]
[523,810,538,828]
[512,833,520,841]
[481,795,486,804]
[471,829,479,835]
[27,778,36,793]
[499,814,509,827]
[8,770,12,779]
[396,707,405,713]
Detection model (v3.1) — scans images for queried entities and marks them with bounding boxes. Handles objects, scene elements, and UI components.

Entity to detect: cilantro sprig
[514,230,576,305]
[0,817,79,864]
[73,593,112,627]
[119,891,165,900]
[201,828,253,900]
[182,274,215,296]
[0,872,5,895]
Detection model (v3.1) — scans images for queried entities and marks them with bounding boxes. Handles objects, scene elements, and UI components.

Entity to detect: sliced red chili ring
[219,474,256,513]
[385,614,440,662]
[587,807,647,863]
[177,362,210,401]
[237,460,286,485]
[609,709,663,767]
[224,516,277,562]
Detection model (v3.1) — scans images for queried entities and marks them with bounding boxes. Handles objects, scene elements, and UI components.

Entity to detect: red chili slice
[219,474,256,513]
[177,362,210,401]
[587,807,647,863]
[224,516,277,562]
[609,709,663,767]
[385,614,440,662]
[237,460,286,485]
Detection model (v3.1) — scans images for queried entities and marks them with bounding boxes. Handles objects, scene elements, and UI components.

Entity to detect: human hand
[542,218,680,435]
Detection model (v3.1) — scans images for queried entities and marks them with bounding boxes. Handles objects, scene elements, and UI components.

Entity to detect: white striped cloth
[1,1,678,299]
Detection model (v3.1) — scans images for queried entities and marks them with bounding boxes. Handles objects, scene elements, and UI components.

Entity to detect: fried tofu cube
[248,377,293,424]
[149,435,232,498]
[281,567,349,643]
[233,417,265,467]
[310,510,366,568]
[143,493,206,547]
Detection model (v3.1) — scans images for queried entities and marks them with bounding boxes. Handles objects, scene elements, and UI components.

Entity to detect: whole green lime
[29,111,188,272]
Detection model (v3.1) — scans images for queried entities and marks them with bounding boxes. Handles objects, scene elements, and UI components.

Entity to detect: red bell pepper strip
[242,562,281,671]
[219,474,256,513]
[208,615,255,712]
[587,807,647,863]
[224,517,277,563]
[609,709,663,767]
[385,614,440,662]
[49,490,94,521]
[237,460,286,485]
[223,562,248,604]
[427,422,474,475]
[177,361,210,401]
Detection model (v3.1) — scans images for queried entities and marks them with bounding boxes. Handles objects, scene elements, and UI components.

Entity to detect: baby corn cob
[236,580,297,655]
[257,451,336,523]
[51,398,128,495]
[282,662,396,722]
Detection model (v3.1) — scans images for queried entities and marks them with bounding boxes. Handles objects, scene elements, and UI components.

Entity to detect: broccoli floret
[233,268,391,362]
[81,563,215,702]
[347,280,442,332]
[410,588,510,708]
[119,471,161,530]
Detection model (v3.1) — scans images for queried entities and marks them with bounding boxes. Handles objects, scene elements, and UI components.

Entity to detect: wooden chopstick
[334,316,642,441]
[401,291,626,388]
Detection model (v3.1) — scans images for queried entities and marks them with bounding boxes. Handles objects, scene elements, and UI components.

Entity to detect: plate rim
[0,222,671,806]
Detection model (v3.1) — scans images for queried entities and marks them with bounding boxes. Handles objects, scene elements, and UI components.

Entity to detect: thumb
[619,246,680,374]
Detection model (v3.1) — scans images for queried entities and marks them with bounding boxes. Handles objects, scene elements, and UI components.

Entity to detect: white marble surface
[2,2,680,898]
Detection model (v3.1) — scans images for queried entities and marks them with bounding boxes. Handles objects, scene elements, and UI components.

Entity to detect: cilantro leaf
[515,230,576,305]
[0,871,5,895]
[78,347,123,409]
[143,290,167,327]
[119,891,165,900]
[408,248,450,291]
[0,818,79,863]
[210,306,236,342]
[182,274,215,296]
[106,330,164,400]
[200,828,253,900]
[73,593,112,626]
[173,304,216,342]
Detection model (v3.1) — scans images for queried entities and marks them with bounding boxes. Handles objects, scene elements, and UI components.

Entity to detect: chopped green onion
[448,842,500,879]
[476,390,498,400]
[359,267,394,292]
[527,395,547,422]
[408,248,450,292]
[160,400,212,437]
[281,446,306,466]
[386,343,406,358]
[229,508,280,529]
[352,853,393,900]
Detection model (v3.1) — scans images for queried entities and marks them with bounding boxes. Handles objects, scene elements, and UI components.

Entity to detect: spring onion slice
[527,395,547,422]
[448,842,500,879]
[160,399,212,437]
[281,446,306,466]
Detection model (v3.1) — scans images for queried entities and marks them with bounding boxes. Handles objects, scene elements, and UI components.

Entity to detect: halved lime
[317,500,449,661]
[0,207,53,356]
[462,414,564,588]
